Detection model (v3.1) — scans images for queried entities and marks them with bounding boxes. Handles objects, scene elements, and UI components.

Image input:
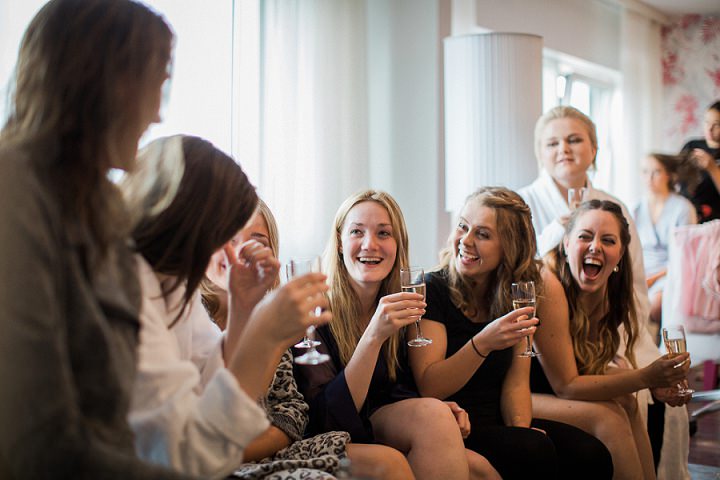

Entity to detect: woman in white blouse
[125,135,331,479]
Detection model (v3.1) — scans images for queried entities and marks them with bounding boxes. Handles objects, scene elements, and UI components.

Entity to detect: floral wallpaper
[661,15,720,151]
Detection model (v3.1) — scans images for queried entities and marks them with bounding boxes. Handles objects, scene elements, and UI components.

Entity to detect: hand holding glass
[568,187,587,211]
[511,281,538,357]
[661,325,694,396]
[400,267,432,347]
[286,257,329,365]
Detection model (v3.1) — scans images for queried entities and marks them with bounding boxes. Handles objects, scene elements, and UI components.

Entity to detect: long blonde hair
[438,187,542,321]
[544,199,637,374]
[201,199,280,330]
[323,190,409,380]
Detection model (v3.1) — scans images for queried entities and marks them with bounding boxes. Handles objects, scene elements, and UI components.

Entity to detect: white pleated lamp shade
[443,33,543,213]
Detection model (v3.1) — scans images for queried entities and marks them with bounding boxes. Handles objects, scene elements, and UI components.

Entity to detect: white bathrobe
[519,169,690,480]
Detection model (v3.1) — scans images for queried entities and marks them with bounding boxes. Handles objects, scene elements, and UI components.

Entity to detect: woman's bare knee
[346,443,414,480]
[466,449,501,480]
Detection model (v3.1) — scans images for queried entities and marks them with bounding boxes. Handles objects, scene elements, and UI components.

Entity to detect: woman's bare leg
[617,395,656,480]
[465,448,501,480]
[345,443,415,480]
[532,393,648,480]
[370,398,469,480]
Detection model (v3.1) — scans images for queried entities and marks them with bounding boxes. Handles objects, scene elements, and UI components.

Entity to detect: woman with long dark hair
[0,1,189,478]
[633,153,697,326]
[519,106,690,479]
[409,187,613,479]
[127,135,331,478]
[534,199,691,479]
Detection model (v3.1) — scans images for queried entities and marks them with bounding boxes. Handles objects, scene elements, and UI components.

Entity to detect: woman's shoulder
[0,143,56,213]
[668,192,696,212]
[424,269,452,304]
[540,266,565,298]
[424,269,449,288]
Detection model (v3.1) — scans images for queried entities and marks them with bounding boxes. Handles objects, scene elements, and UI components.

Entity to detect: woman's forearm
[553,369,647,401]
[501,385,533,428]
[343,334,384,410]
[222,296,255,365]
[241,426,291,462]
[414,340,485,399]
[229,321,286,400]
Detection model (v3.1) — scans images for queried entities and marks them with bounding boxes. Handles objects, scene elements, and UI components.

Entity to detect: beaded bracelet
[470,337,487,358]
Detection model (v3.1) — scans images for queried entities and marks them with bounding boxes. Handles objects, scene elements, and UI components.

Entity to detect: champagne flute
[567,187,588,211]
[401,267,432,347]
[286,257,330,365]
[661,325,694,396]
[511,281,539,358]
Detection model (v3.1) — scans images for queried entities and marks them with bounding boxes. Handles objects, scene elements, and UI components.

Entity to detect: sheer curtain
[616,8,663,207]
[258,0,368,261]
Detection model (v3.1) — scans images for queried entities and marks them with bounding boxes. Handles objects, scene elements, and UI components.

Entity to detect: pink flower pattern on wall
[661,15,720,151]
[673,94,698,136]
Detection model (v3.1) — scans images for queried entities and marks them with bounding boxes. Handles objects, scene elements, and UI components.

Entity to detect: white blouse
[129,256,269,479]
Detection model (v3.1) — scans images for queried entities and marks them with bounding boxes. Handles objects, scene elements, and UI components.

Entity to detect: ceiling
[639,0,720,17]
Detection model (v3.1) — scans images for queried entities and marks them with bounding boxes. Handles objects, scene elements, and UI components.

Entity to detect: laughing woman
[294,190,492,480]
[201,199,412,480]
[533,199,691,480]
[408,187,613,480]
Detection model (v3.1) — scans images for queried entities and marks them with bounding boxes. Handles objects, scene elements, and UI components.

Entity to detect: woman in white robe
[518,106,691,480]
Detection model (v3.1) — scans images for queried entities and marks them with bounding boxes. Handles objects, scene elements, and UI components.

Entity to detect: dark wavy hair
[2,0,173,254]
[648,152,702,194]
[133,136,258,326]
[544,199,637,374]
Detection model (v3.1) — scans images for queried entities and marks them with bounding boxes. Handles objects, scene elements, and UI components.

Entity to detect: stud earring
[613,265,619,273]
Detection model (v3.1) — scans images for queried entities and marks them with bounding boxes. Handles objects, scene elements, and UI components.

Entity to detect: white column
[443,32,543,213]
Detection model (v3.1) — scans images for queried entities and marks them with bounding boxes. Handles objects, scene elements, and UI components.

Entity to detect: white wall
[367,0,443,268]
[468,0,622,71]
[0,1,47,123]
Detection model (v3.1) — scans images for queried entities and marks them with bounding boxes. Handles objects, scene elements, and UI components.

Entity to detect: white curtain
[258,0,368,261]
[616,9,663,208]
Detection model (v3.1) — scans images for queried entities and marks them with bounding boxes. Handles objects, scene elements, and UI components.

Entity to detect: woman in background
[201,199,413,480]
[295,189,495,479]
[0,1,190,478]
[679,100,720,222]
[127,135,331,478]
[409,187,613,480]
[633,153,697,328]
[535,199,691,480]
[518,106,689,479]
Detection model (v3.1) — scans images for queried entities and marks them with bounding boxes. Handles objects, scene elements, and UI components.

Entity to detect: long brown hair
[200,199,280,329]
[647,152,701,194]
[132,136,258,326]
[2,0,173,254]
[438,187,542,320]
[323,190,409,380]
[545,199,637,374]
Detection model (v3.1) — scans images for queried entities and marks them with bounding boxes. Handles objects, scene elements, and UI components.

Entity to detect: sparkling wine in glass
[401,267,432,347]
[511,281,539,358]
[286,257,330,365]
[661,325,694,396]
[567,187,588,211]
